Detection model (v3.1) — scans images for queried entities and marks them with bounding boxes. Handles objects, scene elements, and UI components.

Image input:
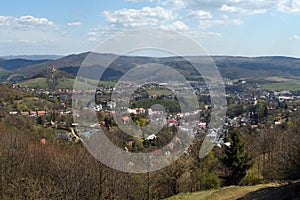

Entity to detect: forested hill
[1,52,300,82]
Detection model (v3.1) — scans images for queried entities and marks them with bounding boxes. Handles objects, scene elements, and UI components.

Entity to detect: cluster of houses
[10,110,48,117]
[9,109,72,117]
[7,79,300,148]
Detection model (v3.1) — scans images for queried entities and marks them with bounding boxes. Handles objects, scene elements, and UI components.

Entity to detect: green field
[260,79,300,91]
[20,78,116,90]
[146,88,174,96]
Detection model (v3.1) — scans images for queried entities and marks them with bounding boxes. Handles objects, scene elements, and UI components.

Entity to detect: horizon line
[1,52,300,59]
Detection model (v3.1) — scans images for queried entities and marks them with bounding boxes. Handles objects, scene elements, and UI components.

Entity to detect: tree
[263,106,268,118]
[277,118,300,180]
[221,129,253,185]
[152,156,193,198]
[190,152,221,192]
[135,117,147,127]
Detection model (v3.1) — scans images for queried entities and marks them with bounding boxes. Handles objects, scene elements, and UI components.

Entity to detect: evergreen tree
[263,106,268,118]
[221,129,253,185]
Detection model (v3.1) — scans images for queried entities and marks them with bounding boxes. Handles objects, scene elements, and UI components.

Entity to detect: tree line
[0,114,300,199]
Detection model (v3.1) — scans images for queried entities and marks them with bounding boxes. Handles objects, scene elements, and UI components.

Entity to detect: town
[6,74,300,155]
[1,63,300,199]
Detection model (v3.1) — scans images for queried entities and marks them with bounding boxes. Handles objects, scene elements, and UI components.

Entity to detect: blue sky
[0,0,300,57]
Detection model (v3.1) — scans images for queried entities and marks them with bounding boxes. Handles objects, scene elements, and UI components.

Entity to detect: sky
[0,0,300,57]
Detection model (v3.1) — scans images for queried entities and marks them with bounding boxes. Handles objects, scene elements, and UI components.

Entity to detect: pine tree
[221,129,253,185]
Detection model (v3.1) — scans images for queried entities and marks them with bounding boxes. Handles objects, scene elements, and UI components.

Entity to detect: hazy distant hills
[0,59,50,71]
[1,52,300,83]
[213,56,300,79]
[1,55,63,60]
[15,52,90,76]
[15,52,158,80]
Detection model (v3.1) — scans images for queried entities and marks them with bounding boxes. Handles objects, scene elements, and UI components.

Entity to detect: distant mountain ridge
[0,59,50,71]
[212,56,300,79]
[1,52,300,82]
[1,55,63,60]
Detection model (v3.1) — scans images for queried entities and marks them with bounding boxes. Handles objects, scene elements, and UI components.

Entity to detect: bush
[240,163,264,186]
[199,172,221,190]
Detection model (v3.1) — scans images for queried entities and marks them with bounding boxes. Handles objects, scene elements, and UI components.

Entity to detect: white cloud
[220,4,267,15]
[0,15,55,30]
[278,0,300,13]
[187,30,224,39]
[160,21,189,31]
[87,31,101,42]
[230,0,282,10]
[199,15,243,29]
[159,0,187,9]
[88,37,97,42]
[88,31,97,36]
[67,21,81,26]
[187,10,212,19]
[102,6,175,28]
[158,0,285,15]
[0,15,78,55]
[204,32,223,38]
[220,5,240,12]
[100,6,197,38]
[99,4,244,41]
[292,35,300,40]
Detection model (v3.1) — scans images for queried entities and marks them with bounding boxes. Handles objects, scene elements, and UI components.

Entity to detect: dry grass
[166,182,300,200]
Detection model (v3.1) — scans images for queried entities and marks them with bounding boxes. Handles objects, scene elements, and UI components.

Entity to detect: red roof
[133,108,145,111]
[127,141,133,146]
[122,116,130,122]
[168,119,177,124]
[37,110,47,115]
